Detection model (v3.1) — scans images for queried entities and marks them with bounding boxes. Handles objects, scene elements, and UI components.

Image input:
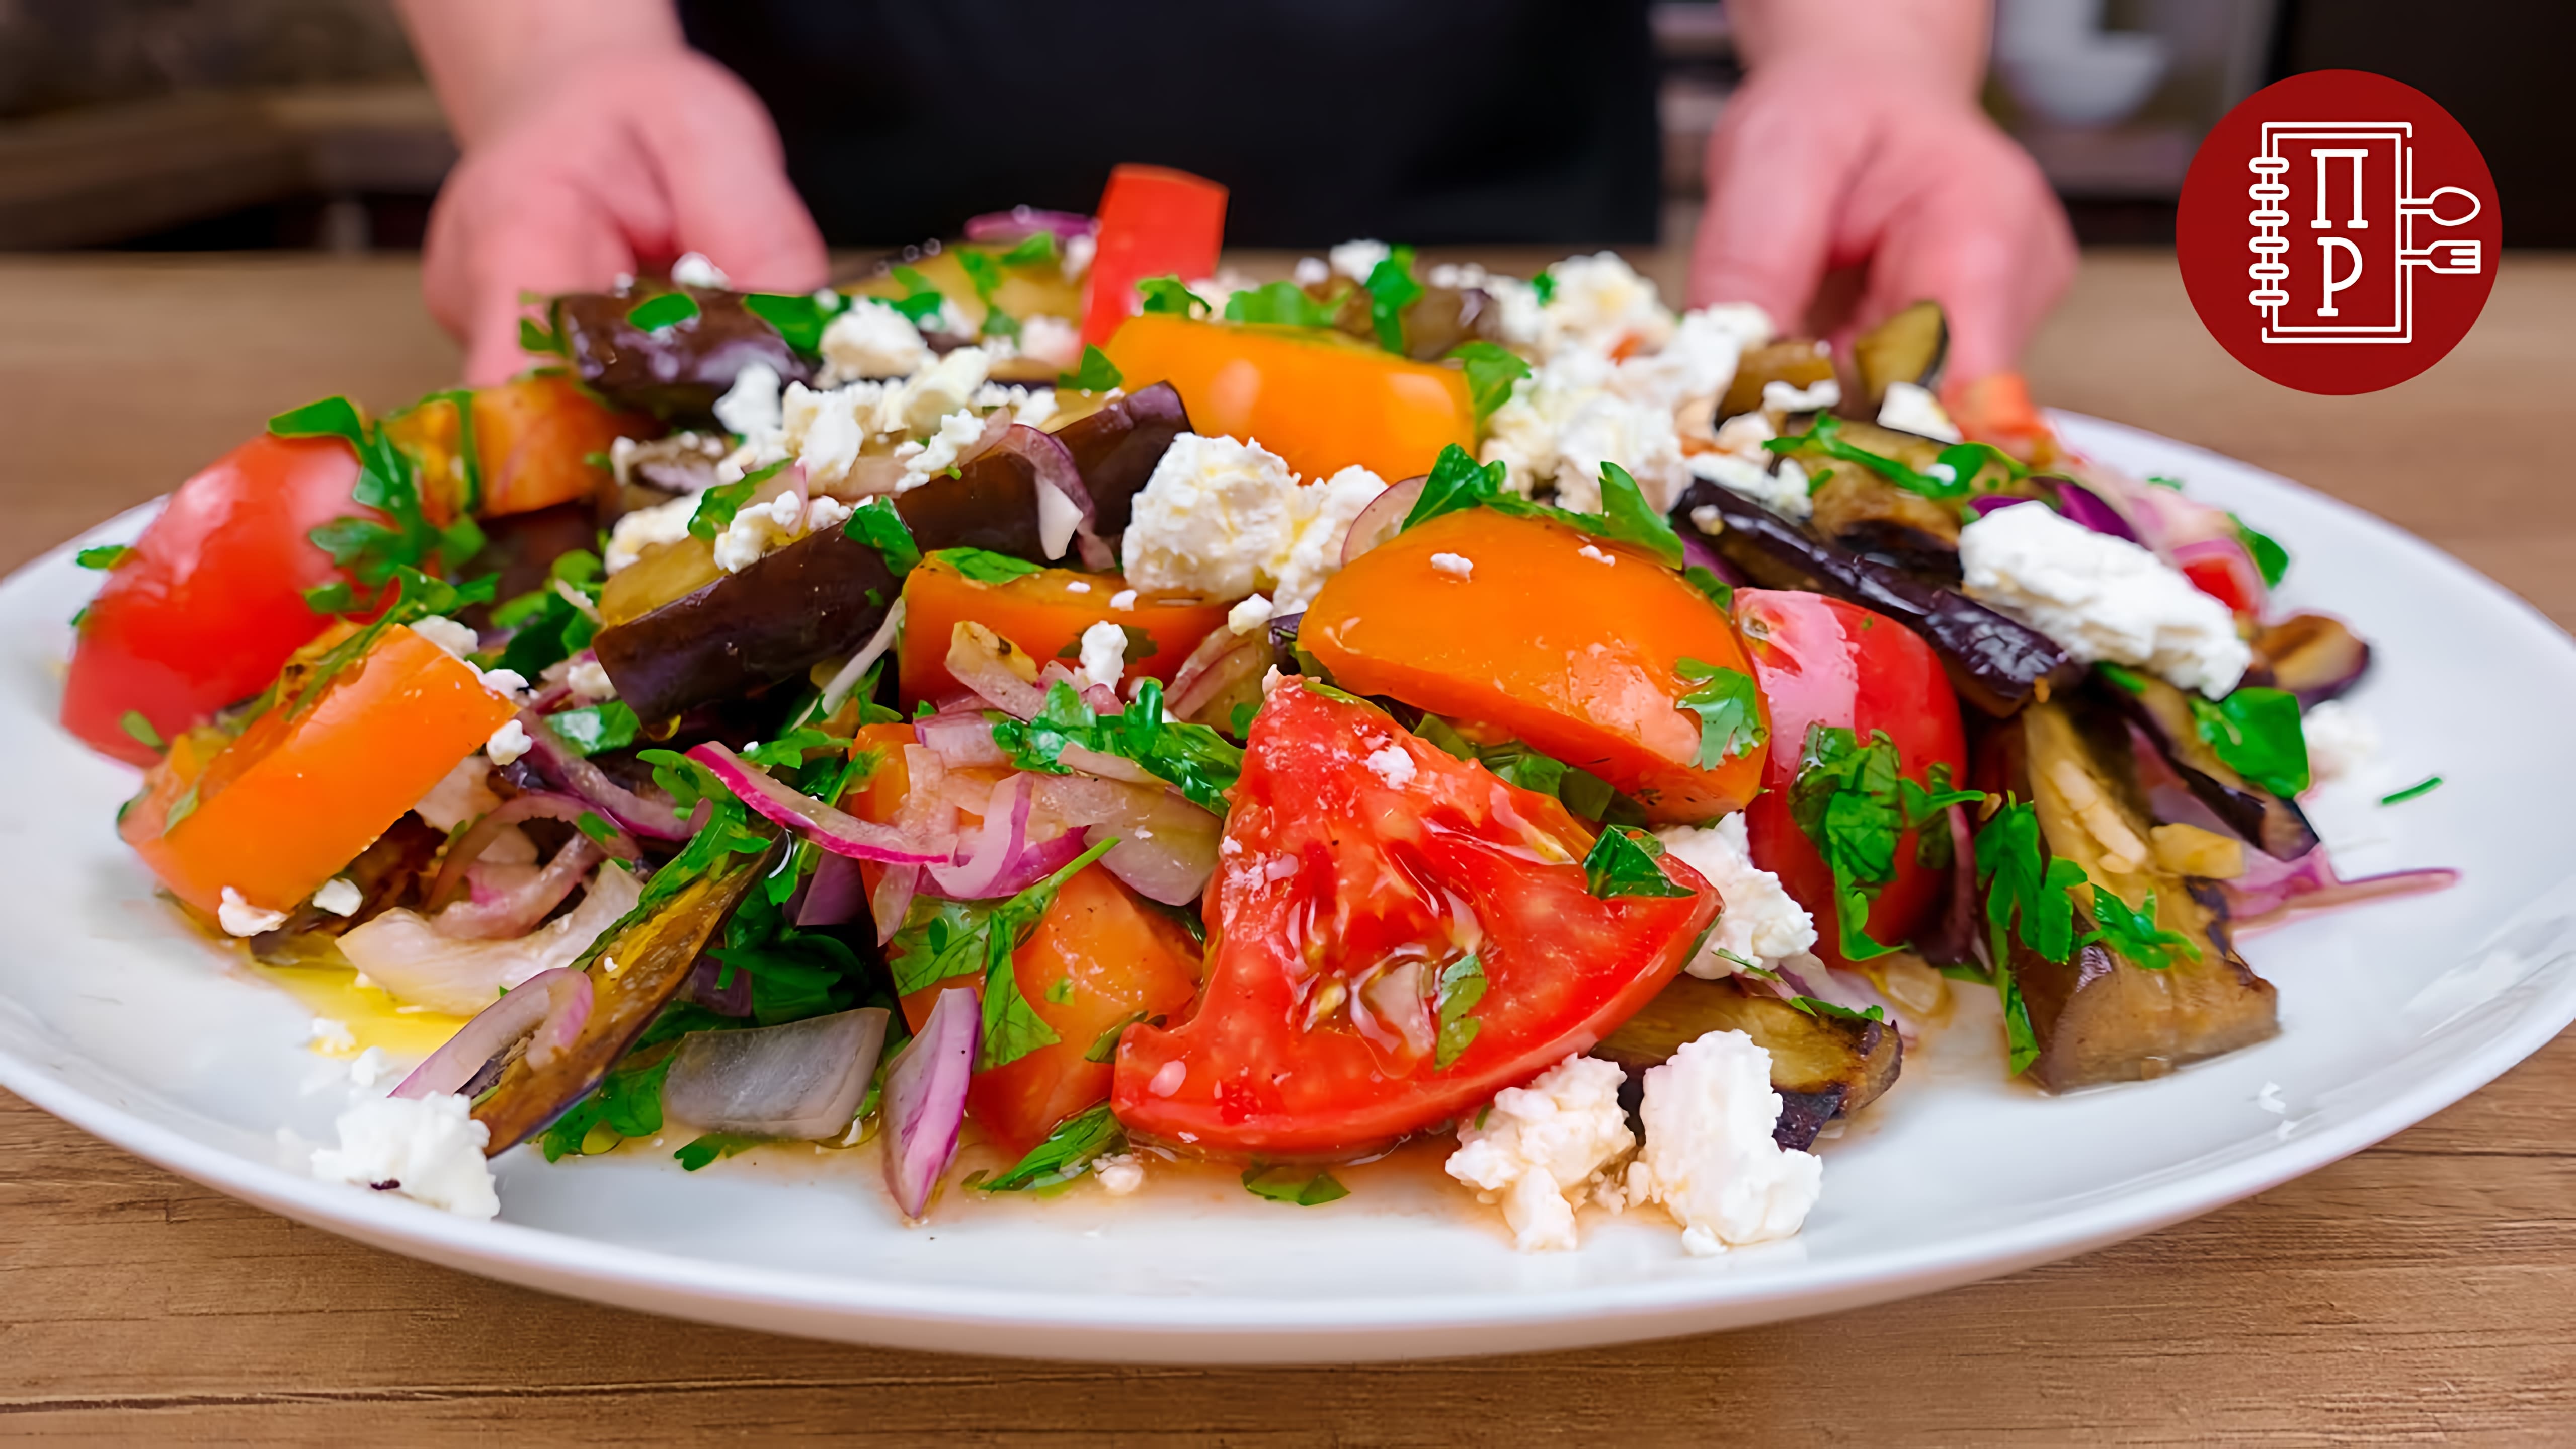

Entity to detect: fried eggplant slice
[1853,300,1949,410]
[473,849,768,1154]
[2248,612,2372,705]
[1982,700,2279,1091]
[594,526,899,723]
[1719,339,1839,421]
[1594,974,1901,1149]
[2097,670,2320,861]
[553,290,816,424]
[1049,381,1188,538]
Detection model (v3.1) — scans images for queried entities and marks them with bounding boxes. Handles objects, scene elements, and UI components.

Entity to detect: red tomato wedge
[1110,683,1718,1159]
[1080,164,1229,345]
[1734,590,1968,969]
[63,433,371,765]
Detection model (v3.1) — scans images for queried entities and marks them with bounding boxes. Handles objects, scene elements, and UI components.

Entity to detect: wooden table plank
[3,250,2570,1444]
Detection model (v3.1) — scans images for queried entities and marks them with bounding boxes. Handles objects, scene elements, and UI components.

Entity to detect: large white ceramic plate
[4,412,2572,1363]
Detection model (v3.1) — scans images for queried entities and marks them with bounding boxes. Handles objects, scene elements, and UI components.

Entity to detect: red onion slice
[2224,842,2458,932]
[431,837,602,941]
[391,967,593,1100]
[519,709,690,841]
[916,709,1010,767]
[1678,529,1745,586]
[425,791,639,916]
[2054,480,2140,544]
[997,424,1092,562]
[882,986,978,1220]
[687,741,952,864]
[662,1007,891,1139]
[871,863,921,945]
[1341,475,1427,566]
[963,207,1095,245]
[818,597,906,716]
[1030,774,1222,905]
[340,861,640,1016]
[797,852,869,928]
[922,773,1079,900]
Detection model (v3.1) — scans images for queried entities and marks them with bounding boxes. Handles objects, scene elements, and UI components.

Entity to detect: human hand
[1688,53,2075,384]
[420,46,828,384]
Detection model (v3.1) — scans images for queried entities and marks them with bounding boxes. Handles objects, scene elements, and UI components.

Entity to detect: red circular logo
[2178,70,2499,395]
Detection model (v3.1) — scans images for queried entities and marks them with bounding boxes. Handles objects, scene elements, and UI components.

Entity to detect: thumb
[1687,75,1868,331]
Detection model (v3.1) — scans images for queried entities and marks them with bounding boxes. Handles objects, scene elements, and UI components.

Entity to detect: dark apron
[678,0,1660,248]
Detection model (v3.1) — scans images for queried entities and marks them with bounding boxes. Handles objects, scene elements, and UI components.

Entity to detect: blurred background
[0,0,2561,254]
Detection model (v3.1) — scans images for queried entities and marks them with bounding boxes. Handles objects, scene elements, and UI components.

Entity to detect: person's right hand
[421,46,829,385]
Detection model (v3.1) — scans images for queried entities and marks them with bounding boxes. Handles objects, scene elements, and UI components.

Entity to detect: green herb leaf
[118,710,163,751]
[2381,775,2443,805]
[271,395,472,610]
[519,314,563,356]
[833,496,923,578]
[955,249,1018,340]
[1084,1010,1162,1064]
[1974,797,2090,971]
[1222,281,1340,328]
[978,838,1119,1069]
[538,1051,673,1162]
[878,270,949,326]
[547,701,639,758]
[742,290,847,353]
[2230,513,2291,588]
[674,1133,761,1171]
[688,477,759,542]
[1592,462,1687,569]
[1241,1164,1349,1206]
[999,232,1058,267]
[572,812,621,849]
[1675,659,1764,768]
[1361,245,1423,352]
[2075,886,2203,971]
[1530,271,1557,306]
[930,546,1043,585]
[743,726,848,771]
[1134,276,1210,318]
[886,898,997,996]
[1790,725,1912,962]
[160,782,201,835]
[1448,340,1530,422]
[2189,686,2309,797]
[626,291,700,332]
[1932,440,2029,493]
[1400,444,1691,572]
[75,544,132,570]
[1582,825,1693,900]
[978,1103,1125,1193]
[1766,414,1957,500]
[1434,954,1488,1070]
[1787,996,1888,1023]
[1403,444,1514,530]
[1681,566,1734,613]
[1058,344,1123,393]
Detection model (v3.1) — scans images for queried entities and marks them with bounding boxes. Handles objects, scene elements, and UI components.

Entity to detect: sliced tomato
[2179,553,2263,618]
[1109,683,1718,1159]
[63,432,373,765]
[1080,164,1229,345]
[120,621,517,919]
[1733,589,1968,969]
[896,555,1228,707]
[1302,508,1766,824]
[469,373,654,517]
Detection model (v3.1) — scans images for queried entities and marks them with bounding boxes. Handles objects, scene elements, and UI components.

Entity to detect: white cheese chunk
[1763,378,1841,414]
[1654,815,1818,976]
[1959,501,2250,697]
[312,877,364,918]
[2301,700,2380,785]
[484,718,532,767]
[1876,379,1962,442]
[407,616,478,660]
[819,300,931,382]
[1272,465,1387,612]
[1120,433,1302,600]
[311,1092,500,1219]
[1075,620,1129,691]
[603,494,700,575]
[669,251,730,289]
[218,887,287,938]
[711,360,782,440]
[1446,1055,1635,1252]
[1429,552,1474,579]
[1624,1030,1822,1255]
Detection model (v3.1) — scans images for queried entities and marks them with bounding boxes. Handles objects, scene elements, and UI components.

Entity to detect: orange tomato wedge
[471,373,654,517]
[120,623,518,918]
[1101,313,1474,484]
[897,556,1228,707]
[1301,509,1766,824]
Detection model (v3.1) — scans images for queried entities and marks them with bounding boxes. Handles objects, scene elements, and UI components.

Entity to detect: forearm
[395,0,687,148]
[1727,0,1991,94]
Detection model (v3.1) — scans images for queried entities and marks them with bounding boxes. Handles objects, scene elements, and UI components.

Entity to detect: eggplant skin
[593,526,897,723]
[1594,974,1901,1150]
[1680,481,2079,716]
[2248,612,2373,706]
[2097,672,2320,861]
[2012,919,2278,1093]
[554,290,816,424]
[1049,382,1189,539]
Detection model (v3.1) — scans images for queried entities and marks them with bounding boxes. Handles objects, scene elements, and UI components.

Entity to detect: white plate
[4,412,2572,1364]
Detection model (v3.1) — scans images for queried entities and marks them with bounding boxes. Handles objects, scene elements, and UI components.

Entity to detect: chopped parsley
[1413,716,1638,824]
[573,811,621,849]
[687,475,761,542]
[1765,413,1956,501]
[674,1133,761,1171]
[1058,344,1123,393]
[2189,686,2308,797]
[977,1103,1124,1193]
[1790,726,1910,963]
[1972,798,2087,1074]
[1361,245,1423,352]
[1682,565,1734,613]
[548,699,640,757]
[1433,954,1487,1069]
[1241,1164,1349,1206]
[1675,659,1764,767]
[2231,514,2290,588]
[1134,276,1211,318]
[742,725,850,771]
[1447,340,1530,422]
[1786,996,1887,1024]
[989,678,1242,813]
[883,268,950,326]
[998,232,1058,267]
[1402,445,1685,569]
[268,395,486,615]
[978,838,1117,1069]
[2075,886,2202,971]
[1529,271,1557,306]
[490,548,603,678]
[1222,281,1339,328]
[931,546,1044,584]
[538,1050,673,1162]
[955,248,1017,340]
[625,291,700,332]
[74,545,131,571]
[1084,1010,1162,1063]
[2381,775,2443,805]
[843,497,922,578]
[1932,440,2029,495]
[117,710,163,751]
[1582,825,1693,900]
[742,290,849,353]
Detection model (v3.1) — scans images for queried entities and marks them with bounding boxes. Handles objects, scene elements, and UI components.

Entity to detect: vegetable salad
[69,165,2452,1256]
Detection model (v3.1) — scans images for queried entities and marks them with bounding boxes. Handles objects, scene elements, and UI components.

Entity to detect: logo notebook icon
[2181,72,2499,394]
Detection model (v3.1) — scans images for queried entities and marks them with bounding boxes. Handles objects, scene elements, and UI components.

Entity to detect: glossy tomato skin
[2180,554,2262,618]
[1734,590,1968,970]
[63,433,369,765]
[1110,683,1718,1160]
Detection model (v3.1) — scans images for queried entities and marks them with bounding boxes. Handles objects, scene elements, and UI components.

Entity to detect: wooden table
[4,251,2571,1444]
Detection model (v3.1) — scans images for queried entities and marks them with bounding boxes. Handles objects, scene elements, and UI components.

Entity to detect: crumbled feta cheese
[1060,231,1096,281]
[1293,256,1330,286]
[1064,579,1092,595]
[1609,303,1771,412]
[1578,543,1616,566]
[1534,252,1674,360]
[1482,357,1687,513]
[779,379,879,488]
[1446,1055,1635,1252]
[310,1092,500,1219]
[1654,815,1818,976]
[567,658,617,702]
[413,754,500,831]
[711,360,782,440]
[670,251,730,289]
[1686,452,1812,522]
[1017,313,1083,370]
[2301,700,2379,785]
[1877,380,1961,442]
[308,1017,356,1053]
[1228,593,1275,637]
[1121,434,1303,599]
[477,667,529,699]
[603,493,700,574]
[1273,465,1388,612]
[408,616,478,660]
[1960,502,2250,697]
[312,877,364,918]
[1429,552,1474,579]
[217,887,288,938]
[1764,378,1841,414]
[347,1045,391,1090]
[1689,505,1723,535]
[1076,620,1129,691]
[900,408,994,493]
[1109,589,1138,611]
[1329,238,1392,282]
[484,718,532,767]
[1712,411,1776,458]
[1094,1152,1145,1195]
[819,299,931,382]
[890,347,992,436]
[1623,1029,1822,1255]
[1364,745,1417,789]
